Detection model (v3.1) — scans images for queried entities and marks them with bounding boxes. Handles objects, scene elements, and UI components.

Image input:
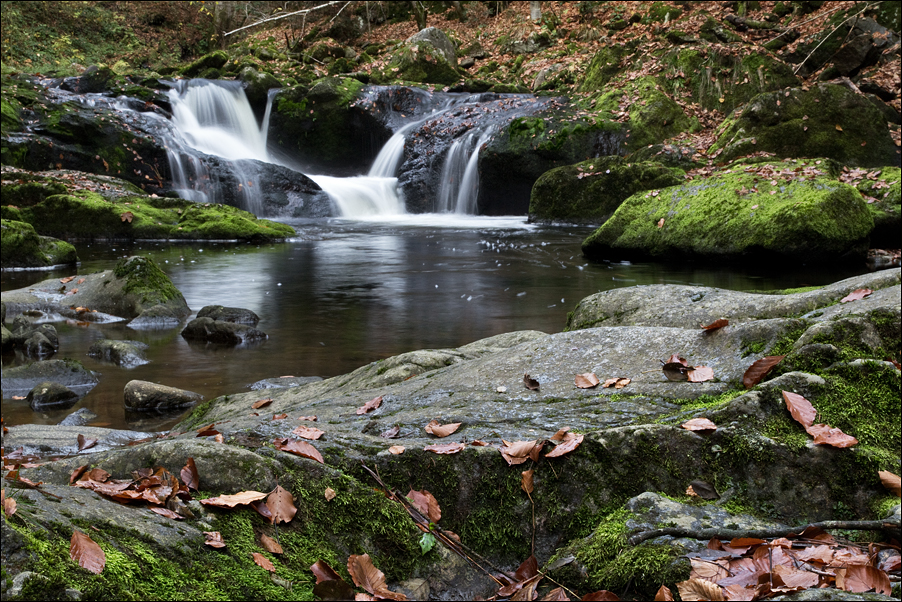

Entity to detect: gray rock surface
[248,375,323,390]
[58,407,99,426]
[196,304,260,326]
[88,339,149,367]
[2,358,99,398]
[27,381,80,410]
[181,316,267,344]
[1,424,156,457]
[123,380,203,411]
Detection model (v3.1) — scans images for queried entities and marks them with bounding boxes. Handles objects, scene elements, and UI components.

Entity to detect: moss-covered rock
[378,27,460,85]
[710,84,900,167]
[582,159,874,263]
[578,43,636,93]
[238,66,282,109]
[179,50,229,78]
[528,157,685,224]
[849,166,901,248]
[0,219,77,269]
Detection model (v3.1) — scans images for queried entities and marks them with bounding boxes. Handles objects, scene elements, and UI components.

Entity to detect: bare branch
[223,1,346,37]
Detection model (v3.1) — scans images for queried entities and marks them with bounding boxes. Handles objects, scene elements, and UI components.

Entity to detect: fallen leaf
[540,586,570,600]
[662,360,690,381]
[3,493,16,518]
[701,319,729,331]
[545,433,584,458]
[199,490,268,508]
[388,445,405,455]
[77,434,98,451]
[782,390,816,428]
[654,585,674,601]
[180,457,199,491]
[521,469,534,495]
[272,413,288,420]
[878,470,901,497]
[515,555,539,582]
[523,373,540,390]
[687,366,714,383]
[313,580,357,600]
[406,489,441,522]
[424,442,464,454]
[311,559,343,583]
[252,552,276,572]
[298,416,317,421]
[249,499,272,521]
[676,578,724,601]
[688,480,719,500]
[575,373,600,389]
[357,396,383,415]
[681,418,717,433]
[381,426,401,438]
[425,420,461,438]
[580,591,621,601]
[60,276,76,283]
[267,485,297,525]
[260,533,283,554]
[686,485,698,497]
[324,487,336,501]
[742,355,785,388]
[120,211,134,223]
[348,553,407,600]
[204,531,226,548]
[273,438,324,464]
[70,530,105,574]
[840,288,873,303]
[69,465,90,484]
[838,564,892,595]
[500,440,542,465]
[805,424,858,448]
[149,507,183,520]
[292,425,325,440]
[252,398,273,409]
[657,218,665,228]
[602,377,631,389]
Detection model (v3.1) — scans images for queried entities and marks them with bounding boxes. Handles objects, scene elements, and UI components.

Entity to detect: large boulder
[378,27,460,85]
[181,316,267,345]
[0,219,77,269]
[195,305,260,326]
[581,159,874,263]
[88,339,149,368]
[123,380,203,411]
[710,84,900,167]
[2,359,99,399]
[528,157,684,224]
[26,381,80,411]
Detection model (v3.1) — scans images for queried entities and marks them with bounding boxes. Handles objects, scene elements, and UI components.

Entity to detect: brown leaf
[546,433,584,458]
[292,425,325,440]
[662,361,691,381]
[425,420,461,438]
[838,564,891,595]
[523,373,540,390]
[676,578,724,601]
[180,457,199,491]
[199,490,268,508]
[149,507,183,520]
[521,469,534,495]
[272,413,288,420]
[681,418,717,433]
[540,586,570,601]
[580,591,621,601]
[742,355,785,388]
[298,416,317,421]
[311,559,343,583]
[687,366,715,383]
[654,585,674,601]
[406,489,441,522]
[120,211,134,223]
[701,319,729,331]
[840,288,873,303]
[249,499,272,521]
[60,276,76,284]
[575,373,600,389]
[380,426,401,438]
[388,445,405,455]
[3,493,16,518]
[500,440,542,465]
[878,470,901,497]
[324,487,336,501]
[267,485,297,525]
[70,530,106,574]
[424,442,464,454]
[782,390,816,428]
[77,434,97,452]
[357,396,383,415]
[273,438,324,463]
[252,552,276,572]
[657,218,665,228]
[251,398,273,409]
[689,480,719,500]
[203,531,226,548]
[348,553,407,600]
[805,424,858,448]
[69,465,90,484]
[260,533,283,554]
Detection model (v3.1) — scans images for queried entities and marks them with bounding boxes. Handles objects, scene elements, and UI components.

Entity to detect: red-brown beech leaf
[540,586,570,601]
[838,564,892,595]
[575,373,600,389]
[199,490,268,508]
[662,361,690,381]
[3,494,17,518]
[388,445,405,455]
[120,211,134,223]
[425,420,461,438]
[743,356,785,388]
[878,470,901,497]
[180,457,199,491]
[77,434,98,451]
[424,442,464,454]
[515,555,539,582]
[782,390,816,428]
[840,288,873,303]
[203,531,226,548]
[676,578,724,601]
[310,559,343,583]
[273,438,324,463]
[406,489,441,522]
[292,425,325,440]
[149,507,183,520]
[805,424,858,448]
[500,440,542,465]
[687,366,714,383]
[298,415,317,421]
[267,485,297,524]
[521,469,534,495]
[69,465,90,484]
[70,530,105,574]
[252,552,276,572]
[681,418,717,433]
[348,553,409,600]
[357,395,383,415]
[272,413,288,420]
[523,373,540,390]
[260,533,283,554]
[654,585,674,601]
[545,433,584,458]
[701,319,729,331]
[252,398,273,409]
[580,591,621,601]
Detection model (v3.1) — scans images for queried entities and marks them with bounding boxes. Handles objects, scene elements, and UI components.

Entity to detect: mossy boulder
[378,27,460,85]
[528,157,684,224]
[582,159,874,263]
[849,166,901,248]
[268,78,390,174]
[710,84,900,167]
[179,50,229,78]
[578,43,636,93]
[0,219,77,269]
[238,66,282,109]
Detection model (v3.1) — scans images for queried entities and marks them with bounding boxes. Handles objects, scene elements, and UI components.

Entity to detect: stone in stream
[123,380,203,411]
[196,305,260,326]
[57,407,99,427]
[181,316,267,345]
[26,381,80,411]
[2,358,99,400]
[87,339,149,368]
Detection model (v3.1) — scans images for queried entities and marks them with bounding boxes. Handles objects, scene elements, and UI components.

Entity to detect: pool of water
[1,216,866,431]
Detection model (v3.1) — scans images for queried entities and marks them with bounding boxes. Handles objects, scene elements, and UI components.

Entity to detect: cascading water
[435,127,495,214]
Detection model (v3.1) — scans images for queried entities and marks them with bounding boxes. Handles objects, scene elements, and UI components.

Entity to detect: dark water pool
[1,216,866,431]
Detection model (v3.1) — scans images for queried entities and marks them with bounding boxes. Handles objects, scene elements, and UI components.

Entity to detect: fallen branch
[628,519,901,546]
[223,1,345,37]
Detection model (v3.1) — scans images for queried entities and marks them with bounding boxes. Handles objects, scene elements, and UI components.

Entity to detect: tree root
[627,519,901,546]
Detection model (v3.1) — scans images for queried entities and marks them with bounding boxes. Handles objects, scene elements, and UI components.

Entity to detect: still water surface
[1,217,865,431]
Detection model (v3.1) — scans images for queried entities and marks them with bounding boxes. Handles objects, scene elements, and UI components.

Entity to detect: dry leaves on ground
[70,530,105,574]
[424,420,461,438]
[743,356,785,388]
[357,395,383,415]
[782,391,858,448]
[273,437,324,463]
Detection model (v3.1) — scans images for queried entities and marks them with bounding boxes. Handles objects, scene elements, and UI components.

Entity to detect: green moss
[113,256,180,305]
[1,219,77,268]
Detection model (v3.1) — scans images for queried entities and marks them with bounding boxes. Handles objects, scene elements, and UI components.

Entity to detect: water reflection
[1,218,866,431]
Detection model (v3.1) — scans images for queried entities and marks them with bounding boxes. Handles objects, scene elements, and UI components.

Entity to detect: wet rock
[181,316,267,345]
[128,304,186,329]
[2,359,99,399]
[377,27,460,85]
[196,305,260,326]
[248,376,323,390]
[88,339,149,368]
[123,380,203,411]
[58,407,99,427]
[27,381,80,410]
[1,219,78,269]
[1,424,155,458]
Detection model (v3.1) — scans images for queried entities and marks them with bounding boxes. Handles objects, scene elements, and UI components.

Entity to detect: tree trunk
[529,1,542,22]
[409,1,427,30]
